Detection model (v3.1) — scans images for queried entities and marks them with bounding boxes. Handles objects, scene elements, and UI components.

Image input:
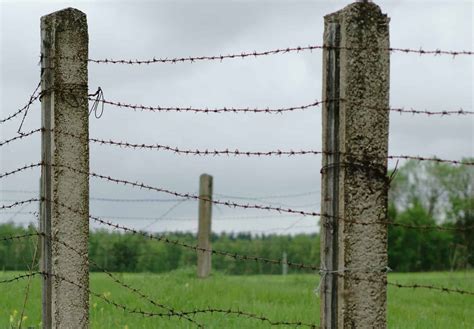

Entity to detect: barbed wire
[47,233,203,326]
[0,189,185,203]
[0,128,42,147]
[86,213,304,221]
[389,107,473,116]
[59,164,324,218]
[50,198,321,270]
[39,270,206,327]
[386,281,474,296]
[87,96,473,116]
[215,190,319,200]
[52,233,319,327]
[0,163,42,180]
[0,271,42,284]
[0,199,40,211]
[49,164,474,233]
[89,97,331,114]
[335,273,474,296]
[0,232,41,242]
[75,45,474,65]
[53,130,474,166]
[0,82,41,125]
[346,219,474,232]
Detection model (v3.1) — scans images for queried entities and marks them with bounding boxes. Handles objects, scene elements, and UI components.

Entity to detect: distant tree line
[0,159,472,273]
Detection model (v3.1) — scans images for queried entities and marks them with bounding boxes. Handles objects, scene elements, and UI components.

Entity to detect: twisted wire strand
[49,44,474,65]
[0,128,42,147]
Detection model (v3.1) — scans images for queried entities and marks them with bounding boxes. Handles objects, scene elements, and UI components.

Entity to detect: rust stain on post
[41,7,89,329]
[321,1,390,328]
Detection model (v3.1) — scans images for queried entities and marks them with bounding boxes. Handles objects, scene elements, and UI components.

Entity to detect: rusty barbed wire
[0,163,42,180]
[42,268,319,327]
[52,130,474,166]
[49,164,473,233]
[76,45,474,65]
[51,233,318,327]
[0,271,42,284]
[1,82,42,125]
[386,155,473,165]
[46,233,202,326]
[89,97,331,114]
[389,107,473,116]
[49,197,321,270]
[169,308,319,328]
[54,164,324,218]
[37,270,206,327]
[0,199,40,211]
[87,96,473,116]
[89,137,324,157]
[0,128,43,147]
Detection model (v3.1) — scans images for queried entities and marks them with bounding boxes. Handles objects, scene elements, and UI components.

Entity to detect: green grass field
[1,269,472,328]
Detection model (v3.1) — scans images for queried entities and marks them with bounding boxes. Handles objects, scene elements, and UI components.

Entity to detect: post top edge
[41,7,86,21]
[324,1,387,20]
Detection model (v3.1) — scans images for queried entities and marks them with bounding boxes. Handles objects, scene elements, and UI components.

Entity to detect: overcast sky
[1,0,472,235]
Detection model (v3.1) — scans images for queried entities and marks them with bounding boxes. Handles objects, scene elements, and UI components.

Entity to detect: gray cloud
[1,0,472,234]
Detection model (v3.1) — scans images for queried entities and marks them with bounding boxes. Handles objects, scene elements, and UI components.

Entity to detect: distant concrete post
[41,8,89,329]
[321,2,390,329]
[197,174,213,278]
[282,252,288,276]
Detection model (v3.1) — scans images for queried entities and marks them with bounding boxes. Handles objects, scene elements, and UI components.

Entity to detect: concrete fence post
[40,8,89,328]
[197,174,213,278]
[282,251,288,276]
[320,2,390,328]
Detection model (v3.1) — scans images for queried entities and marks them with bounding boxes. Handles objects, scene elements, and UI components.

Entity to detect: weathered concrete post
[40,8,89,328]
[197,174,213,278]
[320,2,390,328]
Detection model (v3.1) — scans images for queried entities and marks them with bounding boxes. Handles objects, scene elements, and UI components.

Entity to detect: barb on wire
[0,199,41,211]
[0,163,43,180]
[0,128,42,147]
[75,45,474,65]
[1,83,42,125]
[88,97,331,114]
